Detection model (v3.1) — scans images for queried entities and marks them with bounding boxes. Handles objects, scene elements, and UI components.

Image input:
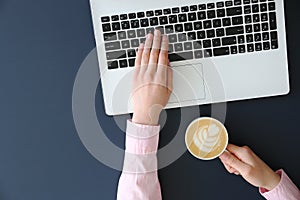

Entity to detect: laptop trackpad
[169,63,205,103]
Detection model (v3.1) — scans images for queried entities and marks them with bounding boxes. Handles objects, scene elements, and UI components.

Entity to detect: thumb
[219,151,250,175]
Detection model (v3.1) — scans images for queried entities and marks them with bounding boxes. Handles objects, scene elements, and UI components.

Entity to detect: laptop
[89,0,289,116]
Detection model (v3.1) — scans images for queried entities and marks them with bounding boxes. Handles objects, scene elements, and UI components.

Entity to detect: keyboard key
[118,31,127,40]
[246,34,253,42]
[166,25,174,34]
[194,21,202,30]
[174,43,183,51]
[203,40,212,48]
[164,8,171,14]
[112,22,121,31]
[269,12,277,30]
[156,26,165,34]
[193,40,202,49]
[270,31,278,42]
[190,5,198,11]
[159,16,168,25]
[131,39,140,47]
[129,13,136,19]
[247,43,254,52]
[203,20,212,29]
[246,25,253,33]
[140,37,146,43]
[121,21,130,29]
[197,31,206,39]
[121,40,130,49]
[168,44,174,52]
[181,6,189,12]
[102,23,111,32]
[234,0,242,5]
[137,29,146,37]
[207,29,215,38]
[243,0,250,4]
[207,10,216,19]
[175,24,183,32]
[207,3,215,9]
[269,2,276,11]
[239,45,246,53]
[222,18,231,26]
[231,46,238,54]
[169,15,178,24]
[137,12,145,18]
[222,36,237,45]
[213,47,230,56]
[238,35,245,44]
[119,59,128,68]
[149,17,159,26]
[245,15,252,24]
[184,23,193,31]
[140,19,149,27]
[217,9,226,17]
[179,14,187,22]
[169,51,193,61]
[199,4,206,10]
[111,15,119,21]
[244,6,251,14]
[155,10,163,16]
[187,32,196,40]
[127,30,136,38]
[253,14,260,23]
[252,0,258,3]
[178,33,187,41]
[253,24,260,32]
[188,13,197,21]
[107,61,118,69]
[261,13,268,22]
[106,50,126,60]
[255,43,262,51]
[172,7,180,14]
[131,20,139,28]
[252,4,259,13]
[226,26,244,35]
[184,42,193,50]
[104,32,117,41]
[105,41,121,51]
[225,1,233,7]
[146,27,155,34]
[194,50,203,58]
[260,3,267,12]
[216,28,225,37]
[212,38,221,47]
[262,23,269,31]
[204,49,212,57]
[146,11,154,17]
[263,42,270,50]
[129,58,135,67]
[120,14,128,20]
[198,11,206,20]
[262,32,269,41]
[217,2,224,8]
[271,40,278,49]
[232,16,243,25]
[101,16,110,22]
[226,7,242,16]
[127,49,136,57]
[168,34,177,43]
[213,19,222,28]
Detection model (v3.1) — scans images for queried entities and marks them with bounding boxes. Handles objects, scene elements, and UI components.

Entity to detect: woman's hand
[132,30,172,126]
[219,144,281,191]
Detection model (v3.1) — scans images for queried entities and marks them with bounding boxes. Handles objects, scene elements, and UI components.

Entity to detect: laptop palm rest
[169,63,205,103]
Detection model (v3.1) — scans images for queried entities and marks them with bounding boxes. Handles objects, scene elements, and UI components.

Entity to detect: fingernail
[219,151,230,160]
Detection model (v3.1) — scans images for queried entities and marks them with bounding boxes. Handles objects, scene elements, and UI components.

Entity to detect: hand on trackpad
[169,63,206,103]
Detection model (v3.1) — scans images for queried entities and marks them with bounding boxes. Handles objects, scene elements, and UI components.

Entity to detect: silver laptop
[89,0,289,116]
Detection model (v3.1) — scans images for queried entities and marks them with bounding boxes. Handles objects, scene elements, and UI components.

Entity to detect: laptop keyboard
[101,0,279,70]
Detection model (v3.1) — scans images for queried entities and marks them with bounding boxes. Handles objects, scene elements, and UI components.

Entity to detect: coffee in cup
[185,117,228,160]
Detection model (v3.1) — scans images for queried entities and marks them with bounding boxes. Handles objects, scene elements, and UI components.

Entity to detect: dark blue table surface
[0,0,299,199]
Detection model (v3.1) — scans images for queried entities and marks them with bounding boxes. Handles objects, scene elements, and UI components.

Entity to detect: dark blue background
[0,0,299,199]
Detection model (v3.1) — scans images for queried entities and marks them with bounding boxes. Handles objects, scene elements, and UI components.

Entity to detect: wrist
[262,171,281,191]
[132,111,160,126]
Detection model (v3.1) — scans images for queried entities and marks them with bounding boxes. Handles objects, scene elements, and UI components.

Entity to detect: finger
[134,43,144,77]
[219,151,250,175]
[167,64,173,93]
[147,30,162,74]
[141,33,153,70]
[227,144,253,161]
[157,35,169,75]
[222,162,239,174]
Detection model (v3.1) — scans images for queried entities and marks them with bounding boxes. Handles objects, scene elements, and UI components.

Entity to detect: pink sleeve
[260,169,300,200]
[117,120,162,200]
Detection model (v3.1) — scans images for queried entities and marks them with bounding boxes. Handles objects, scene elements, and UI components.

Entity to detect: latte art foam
[193,123,220,153]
